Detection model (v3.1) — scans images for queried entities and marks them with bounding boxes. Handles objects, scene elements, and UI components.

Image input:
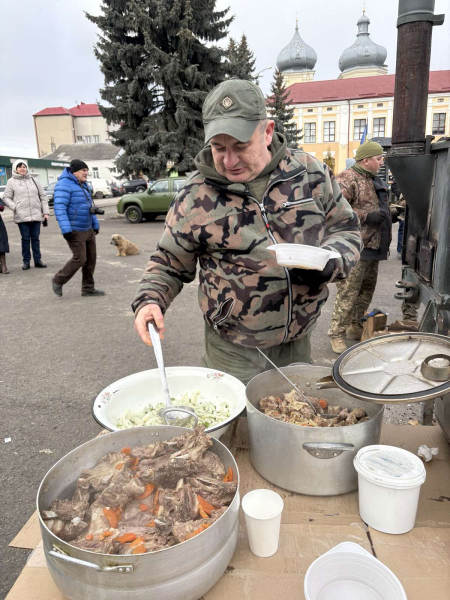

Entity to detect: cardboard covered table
[7,422,450,600]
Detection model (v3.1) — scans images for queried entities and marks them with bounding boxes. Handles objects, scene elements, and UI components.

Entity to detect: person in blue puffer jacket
[52,159,106,297]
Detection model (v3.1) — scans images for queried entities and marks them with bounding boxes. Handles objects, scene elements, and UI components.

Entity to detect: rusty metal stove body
[384,0,450,437]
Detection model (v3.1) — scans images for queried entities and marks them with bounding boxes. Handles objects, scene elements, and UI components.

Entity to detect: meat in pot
[259,389,368,427]
[41,427,237,554]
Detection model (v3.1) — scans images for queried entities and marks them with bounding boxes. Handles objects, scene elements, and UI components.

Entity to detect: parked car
[0,185,6,200]
[116,177,186,223]
[87,178,113,199]
[119,178,148,195]
[110,182,121,197]
[43,181,57,207]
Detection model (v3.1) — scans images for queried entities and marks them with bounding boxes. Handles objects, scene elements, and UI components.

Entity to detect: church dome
[339,11,387,74]
[277,21,317,73]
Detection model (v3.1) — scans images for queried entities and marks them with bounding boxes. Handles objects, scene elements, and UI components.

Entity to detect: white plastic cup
[241,489,284,557]
[354,445,426,534]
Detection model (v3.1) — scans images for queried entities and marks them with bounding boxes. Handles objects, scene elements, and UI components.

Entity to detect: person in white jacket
[2,159,49,269]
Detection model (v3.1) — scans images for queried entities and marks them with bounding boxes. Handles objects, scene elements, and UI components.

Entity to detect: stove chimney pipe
[391,0,444,154]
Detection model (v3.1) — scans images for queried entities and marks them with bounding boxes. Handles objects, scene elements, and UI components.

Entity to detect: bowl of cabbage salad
[92,367,246,439]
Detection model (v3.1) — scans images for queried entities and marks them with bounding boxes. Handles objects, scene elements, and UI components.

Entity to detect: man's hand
[134,303,165,346]
[63,232,73,240]
[390,209,399,224]
[290,259,336,287]
[365,211,385,226]
[94,229,99,235]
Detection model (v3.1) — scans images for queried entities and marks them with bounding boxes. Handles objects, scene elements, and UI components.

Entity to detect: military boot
[330,337,347,354]
[346,323,363,340]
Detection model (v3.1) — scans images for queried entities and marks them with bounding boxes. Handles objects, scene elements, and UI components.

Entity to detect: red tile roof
[33,102,102,117]
[33,106,71,117]
[68,103,102,117]
[286,70,450,104]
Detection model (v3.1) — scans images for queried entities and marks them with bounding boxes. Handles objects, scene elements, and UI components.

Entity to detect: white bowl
[267,243,341,270]
[92,367,246,439]
[304,542,407,600]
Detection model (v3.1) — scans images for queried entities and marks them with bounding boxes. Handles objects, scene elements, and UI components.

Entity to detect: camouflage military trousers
[402,301,419,321]
[328,260,379,338]
[200,323,312,385]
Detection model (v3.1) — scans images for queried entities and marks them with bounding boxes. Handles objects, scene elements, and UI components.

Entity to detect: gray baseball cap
[203,79,267,143]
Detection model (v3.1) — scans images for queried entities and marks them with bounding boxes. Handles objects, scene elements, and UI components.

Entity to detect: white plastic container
[354,445,426,534]
[241,489,284,558]
[266,243,340,270]
[304,542,407,600]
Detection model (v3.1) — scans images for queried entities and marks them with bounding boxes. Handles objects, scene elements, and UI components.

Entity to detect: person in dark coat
[0,198,9,274]
[52,159,105,297]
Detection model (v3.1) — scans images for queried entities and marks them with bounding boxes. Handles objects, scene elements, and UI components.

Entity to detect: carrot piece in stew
[103,507,118,529]
[197,495,216,516]
[116,533,137,544]
[137,483,155,500]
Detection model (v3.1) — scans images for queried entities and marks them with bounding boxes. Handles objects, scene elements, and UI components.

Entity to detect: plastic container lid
[354,445,426,489]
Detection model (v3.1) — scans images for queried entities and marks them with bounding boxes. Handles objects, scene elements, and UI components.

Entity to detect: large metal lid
[332,333,450,404]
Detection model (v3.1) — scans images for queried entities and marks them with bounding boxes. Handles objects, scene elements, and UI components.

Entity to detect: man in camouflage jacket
[133,79,362,383]
[328,140,391,354]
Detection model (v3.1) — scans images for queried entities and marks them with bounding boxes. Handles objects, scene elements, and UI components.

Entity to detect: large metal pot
[37,426,239,600]
[246,365,384,496]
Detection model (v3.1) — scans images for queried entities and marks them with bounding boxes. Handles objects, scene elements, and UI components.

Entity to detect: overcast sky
[1,0,449,158]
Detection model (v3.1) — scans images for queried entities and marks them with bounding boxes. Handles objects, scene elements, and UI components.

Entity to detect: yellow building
[33,103,118,157]
[277,13,450,174]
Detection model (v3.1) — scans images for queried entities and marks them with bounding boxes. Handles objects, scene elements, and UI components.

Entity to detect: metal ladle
[256,348,335,419]
[148,323,198,427]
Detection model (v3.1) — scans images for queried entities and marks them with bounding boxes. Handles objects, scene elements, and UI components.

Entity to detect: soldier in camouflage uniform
[133,79,362,383]
[328,140,391,353]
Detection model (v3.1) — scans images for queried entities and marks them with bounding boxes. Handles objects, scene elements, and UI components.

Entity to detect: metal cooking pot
[37,426,239,600]
[246,365,384,496]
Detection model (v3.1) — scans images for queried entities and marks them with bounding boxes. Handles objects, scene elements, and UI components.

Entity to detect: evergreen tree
[226,34,257,81]
[86,0,232,178]
[323,148,335,172]
[266,68,303,148]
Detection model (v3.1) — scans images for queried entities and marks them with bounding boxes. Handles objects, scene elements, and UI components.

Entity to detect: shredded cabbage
[115,391,230,430]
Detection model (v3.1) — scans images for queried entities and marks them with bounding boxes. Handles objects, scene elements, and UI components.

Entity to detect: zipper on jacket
[212,299,235,330]
[259,170,308,344]
[248,193,293,345]
[281,197,313,208]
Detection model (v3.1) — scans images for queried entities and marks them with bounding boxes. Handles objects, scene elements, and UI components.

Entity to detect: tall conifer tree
[266,68,302,148]
[87,0,232,177]
[226,34,257,81]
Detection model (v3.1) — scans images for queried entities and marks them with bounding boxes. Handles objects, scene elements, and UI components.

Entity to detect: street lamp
[255,66,273,78]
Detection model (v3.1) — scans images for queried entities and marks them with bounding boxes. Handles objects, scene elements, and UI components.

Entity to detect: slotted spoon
[148,323,198,427]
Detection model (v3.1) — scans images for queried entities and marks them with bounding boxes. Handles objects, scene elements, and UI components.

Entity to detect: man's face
[209,120,275,183]
[363,155,384,175]
[73,168,89,183]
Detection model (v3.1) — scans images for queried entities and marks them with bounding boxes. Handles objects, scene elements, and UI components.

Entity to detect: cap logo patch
[220,95,234,110]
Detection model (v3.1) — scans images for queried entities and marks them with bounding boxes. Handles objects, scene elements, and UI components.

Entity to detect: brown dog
[111,234,140,256]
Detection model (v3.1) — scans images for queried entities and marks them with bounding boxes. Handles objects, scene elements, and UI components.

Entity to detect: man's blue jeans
[17,221,41,263]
